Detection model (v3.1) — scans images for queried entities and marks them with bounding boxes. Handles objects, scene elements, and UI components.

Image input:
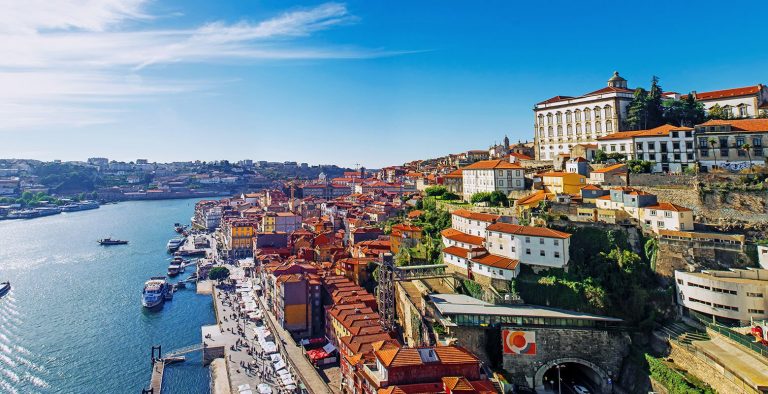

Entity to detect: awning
[257,384,273,394]
[322,343,336,354]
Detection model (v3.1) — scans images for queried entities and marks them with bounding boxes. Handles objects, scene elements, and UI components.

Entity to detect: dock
[148,360,164,393]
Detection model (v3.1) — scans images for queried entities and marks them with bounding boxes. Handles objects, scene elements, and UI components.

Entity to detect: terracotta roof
[592,163,627,173]
[463,159,522,170]
[472,253,519,270]
[508,152,534,160]
[515,190,549,206]
[432,346,479,364]
[643,202,692,212]
[377,345,478,368]
[443,377,474,392]
[537,95,575,105]
[584,86,634,96]
[694,85,762,100]
[597,195,612,200]
[443,245,470,258]
[444,169,463,178]
[539,171,571,177]
[596,130,645,141]
[581,184,603,191]
[634,124,693,137]
[440,228,484,246]
[378,383,444,394]
[697,119,768,132]
[486,222,572,239]
[391,223,423,233]
[569,157,588,162]
[451,209,500,222]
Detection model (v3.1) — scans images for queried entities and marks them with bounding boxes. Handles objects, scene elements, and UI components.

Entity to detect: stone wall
[668,341,761,394]
[501,327,630,390]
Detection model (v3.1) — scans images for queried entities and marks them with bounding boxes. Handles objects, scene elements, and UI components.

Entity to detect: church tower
[607,71,627,89]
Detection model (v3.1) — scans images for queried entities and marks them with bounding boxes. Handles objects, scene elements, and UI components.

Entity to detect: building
[460,159,524,201]
[565,157,589,176]
[335,257,375,285]
[222,218,256,258]
[537,172,586,194]
[588,163,626,186]
[442,245,520,288]
[484,222,571,270]
[675,268,768,325]
[691,84,768,119]
[639,202,694,233]
[760,245,768,270]
[534,72,635,160]
[390,223,423,254]
[450,209,500,237]
[274,273,323,338]
[443,169,463,195]
[597,124,696,173]
[694,119,768,172]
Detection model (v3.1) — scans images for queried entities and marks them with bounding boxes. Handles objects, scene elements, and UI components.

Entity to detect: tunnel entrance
[535,358,610,393]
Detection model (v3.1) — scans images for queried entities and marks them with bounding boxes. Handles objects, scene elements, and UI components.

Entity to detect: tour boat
[166,237,185,252]
[142,277,169,308]
[98,238,128,245]
[167,263,181,277]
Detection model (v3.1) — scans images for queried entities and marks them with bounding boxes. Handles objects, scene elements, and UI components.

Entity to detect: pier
[145,344,199,393]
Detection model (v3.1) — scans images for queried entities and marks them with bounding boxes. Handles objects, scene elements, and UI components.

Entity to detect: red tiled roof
[515,190,549,206]
[440,228,484,246]
[463,159,522,170]
[697,119,768,132]
[694,85,761,100]
[592,163,627,173]
[486,222,572,239]
[443,245,470,257]
[472,253,519,270]
[583,86,634,96]
[451,209,500,222]
[536,95,575,105]
[508,152,534,160]
[444,169,463,178]
[644,202,692,212]
[581,184,603,190]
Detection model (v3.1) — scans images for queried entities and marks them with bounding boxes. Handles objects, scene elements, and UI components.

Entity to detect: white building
[675,268,768,324]
[450,209,500,237]
[694,119,768,172]
[639,203,694,232]
[203,206,222,230]
[597,124,696,173]
[759,245,768,270]
[442,245,520,282]
[460,159,524,202]
[484,222,571,270]
[691,84,768,119]
[534,72,635,160]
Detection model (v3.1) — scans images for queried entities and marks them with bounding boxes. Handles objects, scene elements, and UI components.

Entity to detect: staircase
[659,321,709,344]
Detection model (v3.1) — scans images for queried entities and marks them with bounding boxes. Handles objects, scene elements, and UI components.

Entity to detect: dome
[608,71,626,82]
[607,71,627,88]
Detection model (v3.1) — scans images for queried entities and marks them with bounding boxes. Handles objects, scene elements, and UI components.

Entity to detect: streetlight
[554,364,566,394]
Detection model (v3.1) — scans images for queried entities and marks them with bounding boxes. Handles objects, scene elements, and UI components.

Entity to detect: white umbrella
[257,384,273,394]
[238,384,252,391]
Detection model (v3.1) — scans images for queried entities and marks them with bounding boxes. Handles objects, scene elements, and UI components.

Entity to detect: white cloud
[0,1,397,130]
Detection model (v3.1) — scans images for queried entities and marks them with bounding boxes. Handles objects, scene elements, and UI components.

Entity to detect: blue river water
[0,199,215,393]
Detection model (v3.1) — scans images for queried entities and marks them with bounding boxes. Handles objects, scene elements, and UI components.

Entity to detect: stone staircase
[659,321,710,344]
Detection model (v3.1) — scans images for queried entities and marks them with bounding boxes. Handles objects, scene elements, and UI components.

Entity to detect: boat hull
[0,283,10,297]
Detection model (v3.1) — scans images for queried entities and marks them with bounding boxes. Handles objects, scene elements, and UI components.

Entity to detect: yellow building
[539,172,587,194]
[390,223,423,254]
[223,219,256,258]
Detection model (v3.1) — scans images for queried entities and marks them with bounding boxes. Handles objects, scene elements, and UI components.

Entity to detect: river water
[0,199,215,393]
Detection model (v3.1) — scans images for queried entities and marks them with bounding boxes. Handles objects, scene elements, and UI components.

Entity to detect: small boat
[98,238,128,245]
[0,282,10,297]
[142,277,169,308]
[175,282,187,289]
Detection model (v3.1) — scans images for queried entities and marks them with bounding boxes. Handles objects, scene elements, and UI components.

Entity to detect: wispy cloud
[0,1,397,130]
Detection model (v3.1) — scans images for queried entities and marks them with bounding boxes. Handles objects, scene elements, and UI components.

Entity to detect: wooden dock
[149,360,164,393]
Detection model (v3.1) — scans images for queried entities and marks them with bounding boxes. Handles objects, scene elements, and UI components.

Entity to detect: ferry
[167,262,181,277]
[142,277,169,308]
[0,282,10,297]
[166,237,185,252]
[61,201,100,212]
[98,238,128,245]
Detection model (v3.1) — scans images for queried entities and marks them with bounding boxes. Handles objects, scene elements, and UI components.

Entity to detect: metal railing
[689,311,768,359]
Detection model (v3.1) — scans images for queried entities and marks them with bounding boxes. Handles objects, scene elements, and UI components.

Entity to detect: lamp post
[554,364,565,394]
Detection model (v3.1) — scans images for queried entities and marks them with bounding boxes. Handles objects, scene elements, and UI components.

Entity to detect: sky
[2,1,768,168]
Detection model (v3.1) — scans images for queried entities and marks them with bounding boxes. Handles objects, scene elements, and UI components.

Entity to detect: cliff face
[655,242,754,279]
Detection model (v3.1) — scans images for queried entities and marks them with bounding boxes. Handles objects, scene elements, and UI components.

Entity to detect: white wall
[675,270,768,323]
[484,229,570,269]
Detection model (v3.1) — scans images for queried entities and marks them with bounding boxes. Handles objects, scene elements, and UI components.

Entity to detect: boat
[167,263,181,277]
[0,282,10,297]
[166,237,185,252]
[142,277,169,308]
[98,238,129,245]
[174,223,188,233]
[175,249,205,257]
[61,201,100,212]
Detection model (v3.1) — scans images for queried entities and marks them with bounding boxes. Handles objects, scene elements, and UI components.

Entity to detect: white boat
[142,277,169,308]
[166,237,185,252]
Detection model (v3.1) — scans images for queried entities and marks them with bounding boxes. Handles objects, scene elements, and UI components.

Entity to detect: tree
[441,192,460,201]
[208,266,230,281]
[626,160,652,174]
[488,191,509,207]
[625,88,649,130]
[470,192,492,204]
[742,143,754,173]
[593,149,608,163]
[646,76,665,128]
[708,138,719,169]
[681,94,706,126]
[424,186,446,197]
[707,103,731,120]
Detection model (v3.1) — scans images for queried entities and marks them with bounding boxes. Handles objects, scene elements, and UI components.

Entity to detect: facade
[443,169,463,195]
[460,159,524,201]
[222,218,256,258]
[450,209,500,237]
[597,124,696,173]
[675,268,768,324]
[484,222,571,270]
[534,72,635,160]
[588,163,626,185]
[694,119,768,171]
[691,84,768,119]
[390,223,423,254]
[537,172,586,194]
[639,202,694,233]
[564,157,589,176]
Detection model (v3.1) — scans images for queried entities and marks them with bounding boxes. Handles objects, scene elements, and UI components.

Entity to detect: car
[573,385,590,394]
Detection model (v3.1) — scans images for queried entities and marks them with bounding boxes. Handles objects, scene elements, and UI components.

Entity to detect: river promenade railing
[689,311,768,359]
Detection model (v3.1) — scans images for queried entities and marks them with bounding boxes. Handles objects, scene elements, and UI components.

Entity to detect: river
[0,199,215,393]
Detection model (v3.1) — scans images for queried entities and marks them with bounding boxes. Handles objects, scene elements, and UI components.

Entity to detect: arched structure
[534,357,611,393]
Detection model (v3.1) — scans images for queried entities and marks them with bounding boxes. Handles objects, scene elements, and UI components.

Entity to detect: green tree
[488,191,509,207]
[208,266,230,281]
[626,88,649,130]
[424,186,447,197]
[681,94,706,126]
[470,192,492,204]
[626,159,652,174]
[741,143,754,173]
[708,138,719,168]
[593,149,608,163]
[646,76,665,128]
[441,192,460,201]
[707,103,731,120]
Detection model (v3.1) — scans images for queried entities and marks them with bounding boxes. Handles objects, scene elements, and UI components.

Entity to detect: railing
[689,311,768,359]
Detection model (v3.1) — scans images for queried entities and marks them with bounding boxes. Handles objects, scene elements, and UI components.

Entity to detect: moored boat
[0,282,10,297]
[167,263,181,277]
[142,277,169,308]
[98,238,129,245]
[166,237,185,252]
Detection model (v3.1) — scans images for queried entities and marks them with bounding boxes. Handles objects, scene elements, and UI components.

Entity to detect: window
[554,239,559,246]
[610,144,616,152]
[657,221,664,227]
[547,113,553,124]
[584,108,591,121]
[672,142,680,150]
[540,250,545,256]
[525,237,530,243]
[539,238,544,244]
[698,137,709,148]
[511,246,516,253]
[747,292,764,298]
[525,248,531,255]
[620,145,626,152]
[595,122,602,133]
[606,121,613,132]
[554,251,560,258]
[686,142,693,150]
[739,105,749,117]
[749,309,765,314]
[557,126,563,136]
[585,122,591,134]
[671,131,678,138]
[574,110,581,121]
[664,211,672,218]
[700,149,709,157]
[674,153,680,161]
[594,107,601,119]
[604,105,612,119]
[575,123,582,135]
[566,111,572,123]
[636,142,643,151]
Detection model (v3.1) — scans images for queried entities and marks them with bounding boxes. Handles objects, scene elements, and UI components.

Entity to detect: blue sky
[3,1,768,167]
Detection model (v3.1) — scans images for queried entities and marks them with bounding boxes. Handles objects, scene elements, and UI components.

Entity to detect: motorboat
[167,263,181,277]
[142,277,169,308]
[0,282,10,297]
[166,237,185,252]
